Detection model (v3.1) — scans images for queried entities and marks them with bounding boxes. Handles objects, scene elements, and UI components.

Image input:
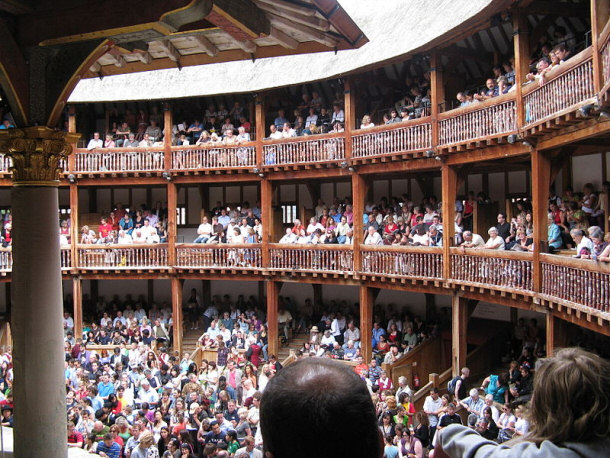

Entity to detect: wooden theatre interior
[0,0,610,403]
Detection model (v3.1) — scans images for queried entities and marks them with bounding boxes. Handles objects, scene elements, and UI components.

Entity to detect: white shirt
[365,231,382,245]
[197,223,213,237]
[87,138,103,150]
[269,131,283,139]
[423,396,444,427]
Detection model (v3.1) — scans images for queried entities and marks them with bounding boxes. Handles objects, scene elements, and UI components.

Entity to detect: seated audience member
[547,214,563,252]
[260,358,382,458]
[482,227,505,250]
[458,388,484,427]
[570,228,593,258]
[435,348,610,458]
[103,134,115,148]
[364,226,383,245]
[460,231,485,248]
[87,132,103,150]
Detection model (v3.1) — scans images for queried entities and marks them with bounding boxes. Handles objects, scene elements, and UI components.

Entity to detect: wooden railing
[269,244,353,273]
[601,23,610,92]
[262,133,345,165]
[73,147,165,173]
[450,248,533,292]
[0,249,11,272]
[0,155,12,173]
[77,244,168,269]
[360,246,443,279]
[352,118,432,158]
[541,254,610,314]
[171,143,256,170]
[61,247,71,270]
[438,94,517,146]
[523,49,595,126]
[176,244,262,269]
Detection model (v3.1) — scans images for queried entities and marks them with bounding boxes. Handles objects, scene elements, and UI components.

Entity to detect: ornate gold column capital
[0,127,80,186]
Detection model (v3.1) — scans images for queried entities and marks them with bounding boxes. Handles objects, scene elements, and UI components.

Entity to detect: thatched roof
[68,0,495,103]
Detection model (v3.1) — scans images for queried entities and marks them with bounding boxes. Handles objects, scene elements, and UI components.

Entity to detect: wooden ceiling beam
[268,14,338,48]
[256,0,317,17]
[256,3,330,32]
[225,34,257,53]
[269,26,299,49]
[154,40,180,62]
[134,51,152,65]
[106,52,126,68]
[192,34,219,57]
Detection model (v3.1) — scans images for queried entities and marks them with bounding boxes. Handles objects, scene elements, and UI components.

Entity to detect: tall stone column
[0,127,79,458]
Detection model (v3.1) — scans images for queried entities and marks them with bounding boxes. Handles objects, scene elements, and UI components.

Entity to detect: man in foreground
[260,358,382,458]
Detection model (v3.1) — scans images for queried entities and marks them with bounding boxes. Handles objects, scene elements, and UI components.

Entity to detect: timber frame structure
[0,0,609,375]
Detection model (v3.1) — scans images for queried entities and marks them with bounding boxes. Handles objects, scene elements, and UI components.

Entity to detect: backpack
[447,376,461,395]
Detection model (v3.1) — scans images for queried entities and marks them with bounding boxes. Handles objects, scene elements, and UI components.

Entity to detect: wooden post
[451,293,468,377]
[171,277,183,353]
[266,280,281,359]
[344,77,356,160]
[531,150,551,292]
[261,178,273,268]
[546,314,569,356]
[359,285,374,363]
[69,183,79,271]
[441,164,457,279]
[167,182,177,267]
[72,277,83,340]
[430,52,444,141]
[592,0,610,95]
[164,105,173,171]
[255,94,265,165]
[352,173,366,272]
[513,10,530,129]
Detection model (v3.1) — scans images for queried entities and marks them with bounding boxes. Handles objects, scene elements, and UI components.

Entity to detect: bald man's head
[260,358,382,458]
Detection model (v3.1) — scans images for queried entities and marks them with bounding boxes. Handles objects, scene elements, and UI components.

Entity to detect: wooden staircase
[277,331,306,362]
[181,328,202,356]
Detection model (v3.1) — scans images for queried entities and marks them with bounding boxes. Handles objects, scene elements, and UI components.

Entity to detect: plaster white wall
[572,153,604,191]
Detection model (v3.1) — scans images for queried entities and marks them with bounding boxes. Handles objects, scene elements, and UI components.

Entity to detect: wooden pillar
[163,105,173,170]
[592,0,610,94]
[546,314,568,357]
[451,293,468,377]
[531,150,551,292]
[359,285,374,362]
[167,182,177,267]
[352,173,366,271]
[171,278,183,353]
[513,10,530,129]
[255,94,265,164]
[69,183,79,270]
[261,178,273,268]
[344,78,356,159]
[72,277,83,340]
[430,52,444,140]
[441,164,457,279]
[266,280,281,358]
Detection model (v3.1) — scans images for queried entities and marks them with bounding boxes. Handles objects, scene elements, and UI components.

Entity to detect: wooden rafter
[192,34,219,57]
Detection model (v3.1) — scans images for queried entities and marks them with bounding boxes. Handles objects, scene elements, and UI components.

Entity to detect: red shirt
[68,431,83,444]
[98,223,113,238]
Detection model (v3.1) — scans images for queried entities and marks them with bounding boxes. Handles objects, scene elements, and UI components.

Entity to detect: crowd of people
[75,202,169,246]
[86,103,255,151]
[192,202,261,245]
[454,30,577,110]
